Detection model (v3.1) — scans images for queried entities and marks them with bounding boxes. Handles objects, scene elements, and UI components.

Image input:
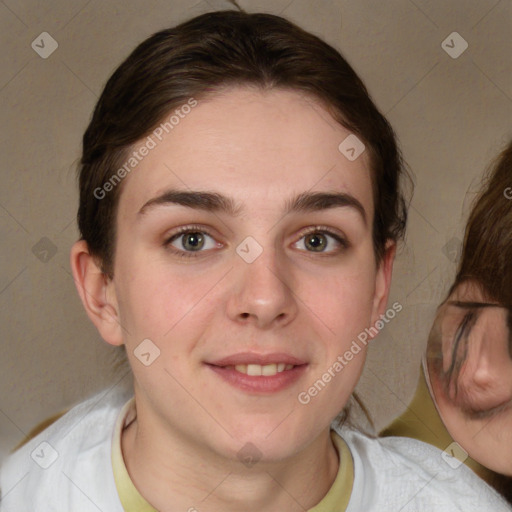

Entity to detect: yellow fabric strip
[309,430,354,512]
[111,398,158,512]
[111,398,354,512]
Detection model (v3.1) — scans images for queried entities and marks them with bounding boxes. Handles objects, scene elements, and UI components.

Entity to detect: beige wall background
[1,0,511,461]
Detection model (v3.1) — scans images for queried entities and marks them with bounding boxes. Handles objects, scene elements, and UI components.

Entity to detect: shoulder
[334,427,512,512]
[0,385,132,512]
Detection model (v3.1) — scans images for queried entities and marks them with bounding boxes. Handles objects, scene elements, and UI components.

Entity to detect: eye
[294,227,348,254]
[164,226,220,257]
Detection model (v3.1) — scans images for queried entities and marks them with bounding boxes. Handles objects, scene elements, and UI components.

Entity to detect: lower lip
[206,364,308,393]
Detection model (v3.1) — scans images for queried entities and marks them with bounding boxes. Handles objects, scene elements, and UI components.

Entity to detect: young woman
[382,140,512,503]
[1,9,510,512]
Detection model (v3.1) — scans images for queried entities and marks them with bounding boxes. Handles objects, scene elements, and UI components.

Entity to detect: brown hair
[77,9,410,277]
[450,141,512,307]
[435,141,512,502]
[436,140,512,399]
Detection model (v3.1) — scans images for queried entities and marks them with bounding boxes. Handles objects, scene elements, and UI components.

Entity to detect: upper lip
[208,352,307,366]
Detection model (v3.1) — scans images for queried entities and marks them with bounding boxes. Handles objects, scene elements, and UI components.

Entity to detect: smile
[206,362,307,394]
[229,363,295,376]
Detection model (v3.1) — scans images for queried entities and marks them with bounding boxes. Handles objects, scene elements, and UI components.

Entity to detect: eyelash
[295,225,349,255]
[164,225,219,260]
[164,224,348,260]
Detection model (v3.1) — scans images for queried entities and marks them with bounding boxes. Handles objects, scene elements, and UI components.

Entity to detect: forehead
[117,87,373,220]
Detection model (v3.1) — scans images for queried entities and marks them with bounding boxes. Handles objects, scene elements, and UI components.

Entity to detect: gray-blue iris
[305,233,326,252]
[182,232,204,251]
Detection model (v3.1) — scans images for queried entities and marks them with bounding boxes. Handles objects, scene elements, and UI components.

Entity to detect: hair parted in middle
[77,9,410,278]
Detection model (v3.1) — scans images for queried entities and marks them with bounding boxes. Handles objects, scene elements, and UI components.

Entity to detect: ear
[70,240,124,346]
[370,241,396,327]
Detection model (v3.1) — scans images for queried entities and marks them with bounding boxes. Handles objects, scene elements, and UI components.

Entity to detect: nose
[226,244,298,329]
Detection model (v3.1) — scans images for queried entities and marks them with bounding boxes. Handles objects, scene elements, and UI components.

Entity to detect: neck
[121,401,339,512]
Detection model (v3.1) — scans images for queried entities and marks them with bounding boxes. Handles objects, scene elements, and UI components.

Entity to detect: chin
[215,423,311,465]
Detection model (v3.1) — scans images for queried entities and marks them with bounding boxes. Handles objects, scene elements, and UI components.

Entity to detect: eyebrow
[284,192,366,223]
[137,189,367,224]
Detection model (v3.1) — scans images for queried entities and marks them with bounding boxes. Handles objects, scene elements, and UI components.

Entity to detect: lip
[205,352,308,394]
[205,352,309,394]
[206,363,308,394]
[208,352,307,366]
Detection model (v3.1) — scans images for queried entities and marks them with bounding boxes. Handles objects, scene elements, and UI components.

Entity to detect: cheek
[311,263,377,340]
[114,258,218,346]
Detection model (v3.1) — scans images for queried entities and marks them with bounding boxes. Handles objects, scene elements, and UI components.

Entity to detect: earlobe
[69,240,124,346]
[370,241,396,328]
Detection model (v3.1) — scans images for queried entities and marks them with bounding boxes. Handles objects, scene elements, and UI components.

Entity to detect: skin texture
[428,280,512,476]
[71,87,395,511]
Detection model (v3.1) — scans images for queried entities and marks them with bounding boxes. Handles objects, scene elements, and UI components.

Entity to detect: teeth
[248,364,264,376]
[233,363,294,376]
[262,364,277,376]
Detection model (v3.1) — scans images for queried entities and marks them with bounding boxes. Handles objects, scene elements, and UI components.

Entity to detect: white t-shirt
[1,386,510,512]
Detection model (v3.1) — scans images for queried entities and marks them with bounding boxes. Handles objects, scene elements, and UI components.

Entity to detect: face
[428,280,512,475]
[99,87,392,461]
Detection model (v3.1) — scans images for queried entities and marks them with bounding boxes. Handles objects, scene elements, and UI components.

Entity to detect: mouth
[226,363,295,376]
[205,353,308,393]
